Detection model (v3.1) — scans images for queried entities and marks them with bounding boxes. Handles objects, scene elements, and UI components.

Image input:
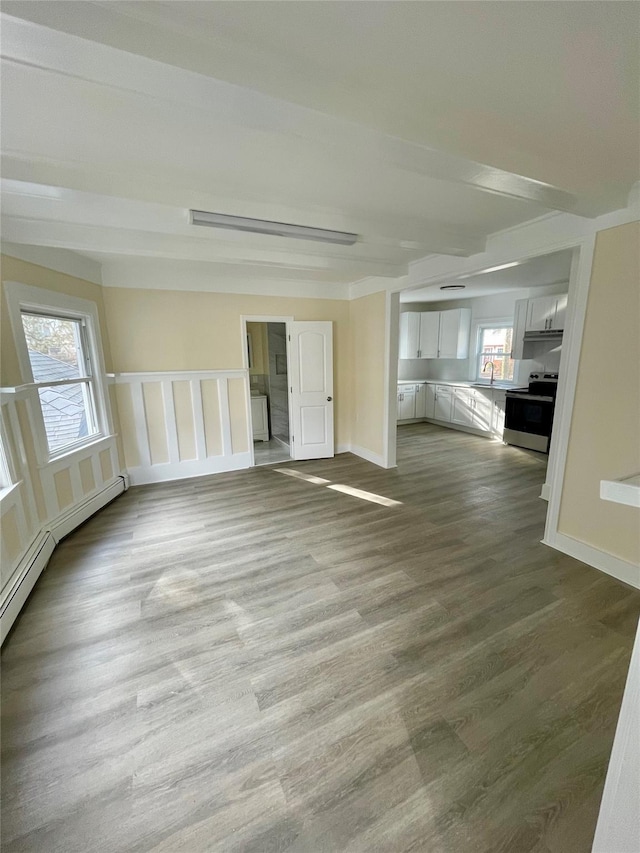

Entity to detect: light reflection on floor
[273,466,403,507]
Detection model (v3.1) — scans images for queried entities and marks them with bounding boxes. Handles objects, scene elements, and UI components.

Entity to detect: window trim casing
[4,281,114,465]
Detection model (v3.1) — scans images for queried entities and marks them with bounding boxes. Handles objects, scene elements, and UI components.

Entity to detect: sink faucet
[482,361,496,385]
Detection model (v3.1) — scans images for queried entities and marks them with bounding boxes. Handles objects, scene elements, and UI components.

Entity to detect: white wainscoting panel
[114,370,252,484]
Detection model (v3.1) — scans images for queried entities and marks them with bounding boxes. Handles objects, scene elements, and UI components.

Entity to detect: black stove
[507,372,559,402]
[503,373,559,453]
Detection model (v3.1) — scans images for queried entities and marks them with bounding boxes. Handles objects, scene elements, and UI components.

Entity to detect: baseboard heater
[0,475,127,644]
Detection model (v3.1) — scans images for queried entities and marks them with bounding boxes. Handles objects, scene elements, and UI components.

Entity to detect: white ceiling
[400,250,573,303]
[1,3,637,292]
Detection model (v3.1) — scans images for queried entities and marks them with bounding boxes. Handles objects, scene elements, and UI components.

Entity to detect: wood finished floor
[2,423,639,853]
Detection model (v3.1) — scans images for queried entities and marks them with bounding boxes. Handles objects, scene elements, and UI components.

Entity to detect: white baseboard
[126,452,252,486]
[0,531,56,644]
[348,444,387,468]
[50,477,126,543]
[540,482,551,501]
[545,532,640,590]
[1,476,127,644]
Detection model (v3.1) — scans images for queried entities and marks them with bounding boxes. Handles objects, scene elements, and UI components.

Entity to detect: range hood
[523,329,563,342]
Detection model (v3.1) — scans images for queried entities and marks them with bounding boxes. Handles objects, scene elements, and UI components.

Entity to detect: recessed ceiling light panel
[190,210,358,245]
[440,284,466,291]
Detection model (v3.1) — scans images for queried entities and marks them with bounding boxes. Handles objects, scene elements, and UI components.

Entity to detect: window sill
[0,481,23,503]
[39,434,118,469]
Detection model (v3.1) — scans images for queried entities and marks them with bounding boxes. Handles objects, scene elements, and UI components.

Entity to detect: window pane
[37,383,98,452]
[478,327,515,381]
[21,313,83,380]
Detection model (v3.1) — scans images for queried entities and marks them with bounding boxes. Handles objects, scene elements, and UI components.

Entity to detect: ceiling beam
[1,14,603,217]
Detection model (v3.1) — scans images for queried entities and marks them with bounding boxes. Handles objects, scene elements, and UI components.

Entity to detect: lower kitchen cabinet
[451,387,474,428]
[397,385,417,420]
[415,383,427,419]
[473,388,494,432]
[492,390,506,437]
[398,382,506,439]
[434,385,453,422]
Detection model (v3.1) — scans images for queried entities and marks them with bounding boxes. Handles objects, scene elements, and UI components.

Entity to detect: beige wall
[349,291,387,458]
[558,222,640,565]
[102,287,352,448]
[1,254,114,385]
[0,254,124,607]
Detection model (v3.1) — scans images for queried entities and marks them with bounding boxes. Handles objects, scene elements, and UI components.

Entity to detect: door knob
[327,396,333,401]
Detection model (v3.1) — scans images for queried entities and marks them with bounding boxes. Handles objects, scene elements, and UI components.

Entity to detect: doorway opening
[392,247,575,501]
[246,321,292,466]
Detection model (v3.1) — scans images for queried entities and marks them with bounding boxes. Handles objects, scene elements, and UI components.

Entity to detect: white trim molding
[2,243,103,285]
[593,618,640,853]
[114,369,254,485]
[600,474,640,509]
[3,280,116,462]
[545,532,640,590]
[1,476,126,643]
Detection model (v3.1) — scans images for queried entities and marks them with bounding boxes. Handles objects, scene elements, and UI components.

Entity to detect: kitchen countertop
[397,379,515,390]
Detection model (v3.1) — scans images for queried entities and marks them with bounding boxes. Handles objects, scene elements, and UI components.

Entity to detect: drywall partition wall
[349,291,387,464]
[557,222,640,569]
[0,254,126,641]
[101,287,351,450]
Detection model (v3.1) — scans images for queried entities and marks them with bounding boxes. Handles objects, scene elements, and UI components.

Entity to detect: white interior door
[289,321,334,460]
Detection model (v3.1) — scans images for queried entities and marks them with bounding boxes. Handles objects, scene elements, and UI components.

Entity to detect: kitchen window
[476,325,515,382]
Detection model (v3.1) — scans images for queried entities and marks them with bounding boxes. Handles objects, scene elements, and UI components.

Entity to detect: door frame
[241,315,294,467]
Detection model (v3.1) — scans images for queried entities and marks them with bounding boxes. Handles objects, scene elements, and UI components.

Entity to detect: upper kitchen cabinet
[437,308,471,359]
[399,312,421,358]
[399,308,471,359]
[511,298,528,359]
[526,294,568,332]
[418,312,440,358]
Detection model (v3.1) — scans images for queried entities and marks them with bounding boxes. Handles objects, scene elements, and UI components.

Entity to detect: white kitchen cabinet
[397,384,417,421]
[251,395,269,441]
[451,387,493,432]
[415,383,427,418]
[434,385,453,422]
[418,312,440,358]
[526,294,568,332]
[438,308,471,359]
[399,308,470,360]
[511,298,528,360]
[472,389,493,432]
[552,294,568,330]
[492,390,506,437]
[424,383,436,419]
[451,387,474,428]
[399,313,421,359]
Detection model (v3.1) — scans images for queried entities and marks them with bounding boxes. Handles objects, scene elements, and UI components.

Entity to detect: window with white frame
[476,325,515,382]
[5,281,112,461]
[20,311,100,454]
